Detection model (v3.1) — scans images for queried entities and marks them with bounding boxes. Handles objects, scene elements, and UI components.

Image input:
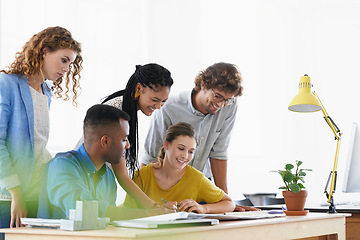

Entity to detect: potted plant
[271,160,312,215]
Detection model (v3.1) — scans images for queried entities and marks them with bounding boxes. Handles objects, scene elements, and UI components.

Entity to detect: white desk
[260,204,360,239]
[1,213,349,240]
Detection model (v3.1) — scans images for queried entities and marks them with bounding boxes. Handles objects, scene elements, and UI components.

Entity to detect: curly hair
[102,63,174,177]
[194,62,243,97]
[0,26,83,106]
[153,122,197,169]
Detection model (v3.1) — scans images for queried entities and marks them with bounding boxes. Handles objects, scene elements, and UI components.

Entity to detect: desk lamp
[288,74,342,213]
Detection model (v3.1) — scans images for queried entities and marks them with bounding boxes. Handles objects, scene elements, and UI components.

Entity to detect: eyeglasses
[210,89,235,106]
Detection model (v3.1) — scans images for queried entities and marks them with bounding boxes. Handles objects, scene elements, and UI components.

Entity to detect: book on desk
[111,211,285,229]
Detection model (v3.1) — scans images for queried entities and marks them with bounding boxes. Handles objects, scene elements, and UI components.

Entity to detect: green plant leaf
[278,170,287,178]
[298,182,305,189]
[300,168,312,172]
[298,177,305,183]
[289,184,301,193]
[284,172,295,182]
[271,160,312,192]
[285,164,294,171]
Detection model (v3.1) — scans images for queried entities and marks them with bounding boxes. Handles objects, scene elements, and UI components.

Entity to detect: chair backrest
[263,197,285,205]
[234,198,254,206]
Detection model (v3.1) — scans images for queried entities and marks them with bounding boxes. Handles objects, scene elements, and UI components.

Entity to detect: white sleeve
[140,107,173,165]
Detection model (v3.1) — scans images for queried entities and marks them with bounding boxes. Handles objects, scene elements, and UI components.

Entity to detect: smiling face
[164,135,197,171]
[199,87,236,115]
[136,83,171,116]
[41,48,77,81]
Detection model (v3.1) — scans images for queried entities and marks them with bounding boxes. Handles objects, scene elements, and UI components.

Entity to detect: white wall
[1,0,360,204]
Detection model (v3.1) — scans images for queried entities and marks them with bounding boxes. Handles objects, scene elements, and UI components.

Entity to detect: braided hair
[102,63,173,177]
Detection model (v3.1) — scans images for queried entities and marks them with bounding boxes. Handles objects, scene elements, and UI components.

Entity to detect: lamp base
[328,203,337,214]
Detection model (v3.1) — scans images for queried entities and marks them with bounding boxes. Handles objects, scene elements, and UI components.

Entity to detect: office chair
[263,197,285,205]
[234,198,254,206]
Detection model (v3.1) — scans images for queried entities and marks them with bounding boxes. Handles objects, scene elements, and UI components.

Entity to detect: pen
[161,198,180,206]
[161,198,179,212]
[268,206,286,214]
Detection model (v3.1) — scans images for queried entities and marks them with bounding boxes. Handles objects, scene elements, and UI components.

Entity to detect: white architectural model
[60,200,110,231]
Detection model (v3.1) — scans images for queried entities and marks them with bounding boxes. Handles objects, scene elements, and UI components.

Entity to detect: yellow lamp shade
[288,75,321,112]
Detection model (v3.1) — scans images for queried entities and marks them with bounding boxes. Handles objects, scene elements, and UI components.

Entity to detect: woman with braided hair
[102,63,174,209]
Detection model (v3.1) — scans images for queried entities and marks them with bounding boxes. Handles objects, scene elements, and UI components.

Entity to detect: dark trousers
[0,201,11,240]
[0,200,38,240]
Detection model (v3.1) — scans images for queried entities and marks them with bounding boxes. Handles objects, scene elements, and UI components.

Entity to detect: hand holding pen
[161,198,179,212]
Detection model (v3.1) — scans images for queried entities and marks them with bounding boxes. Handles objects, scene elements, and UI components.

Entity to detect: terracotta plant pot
[282,190,308,211]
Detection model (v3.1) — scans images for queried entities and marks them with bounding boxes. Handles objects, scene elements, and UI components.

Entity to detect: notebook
[111,211,284,229]
[112,212,219,229]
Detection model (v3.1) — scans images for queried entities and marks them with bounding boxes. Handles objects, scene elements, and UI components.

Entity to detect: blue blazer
[0,73,52,196]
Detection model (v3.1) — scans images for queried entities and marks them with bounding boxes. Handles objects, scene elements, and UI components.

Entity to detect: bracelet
[152,202,160,208]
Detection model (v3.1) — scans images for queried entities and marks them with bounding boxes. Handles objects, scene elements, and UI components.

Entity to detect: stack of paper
[112,212,219,229]
[21,218,61,229]
[111,211,285,229]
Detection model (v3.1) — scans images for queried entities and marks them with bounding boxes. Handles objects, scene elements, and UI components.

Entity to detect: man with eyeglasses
[141,62,256,211]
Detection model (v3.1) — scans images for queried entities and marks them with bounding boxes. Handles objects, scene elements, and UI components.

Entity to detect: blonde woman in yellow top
[124,122,235,213]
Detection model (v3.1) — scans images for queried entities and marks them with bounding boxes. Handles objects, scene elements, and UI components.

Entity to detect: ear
[200,81,206,91]
[164,140,169,150]
[42,47,49,58]
[100,135,111,149]
[135,82,142,92]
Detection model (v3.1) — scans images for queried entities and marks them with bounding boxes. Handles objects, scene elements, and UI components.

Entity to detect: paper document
[131,212,189,221]
[112,218,219,229]
[222,211,285,220]
[128,211,284,221]
[21,218,61,228]
[112,212,218,229]
[111,211,284,229]
[112,212,219,228]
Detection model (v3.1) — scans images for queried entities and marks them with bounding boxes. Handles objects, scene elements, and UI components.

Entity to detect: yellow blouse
[123,164,224,209]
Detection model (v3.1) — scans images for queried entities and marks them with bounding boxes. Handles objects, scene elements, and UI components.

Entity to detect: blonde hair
[1,26,83,106]
[152,122,197,169]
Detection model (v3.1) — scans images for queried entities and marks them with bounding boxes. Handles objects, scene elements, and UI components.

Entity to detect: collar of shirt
[78,144,106,184]
[188,90,205,117]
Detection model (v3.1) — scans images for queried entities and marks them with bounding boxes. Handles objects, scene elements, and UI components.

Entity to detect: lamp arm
[312,91,342,213]
[313,92,342,140]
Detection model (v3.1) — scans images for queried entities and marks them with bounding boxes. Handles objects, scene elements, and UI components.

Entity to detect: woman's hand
[161,201,178,211]
[8,186,27,228]
[234,204,261,212]
[178,199,206,213]
[146,206,176,216]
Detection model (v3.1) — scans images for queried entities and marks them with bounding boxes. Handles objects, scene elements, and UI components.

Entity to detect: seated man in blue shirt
[38,104,167,221]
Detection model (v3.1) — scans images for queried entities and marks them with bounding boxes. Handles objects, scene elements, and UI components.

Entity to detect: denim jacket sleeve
[0,74,52,192]
[0,74,23,190]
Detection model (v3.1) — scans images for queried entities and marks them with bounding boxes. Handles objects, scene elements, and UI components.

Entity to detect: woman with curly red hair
[0,26,83,233]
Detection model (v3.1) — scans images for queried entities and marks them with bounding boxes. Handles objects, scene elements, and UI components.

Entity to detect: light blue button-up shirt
[140,90,237,178]
[38,145,117,219]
